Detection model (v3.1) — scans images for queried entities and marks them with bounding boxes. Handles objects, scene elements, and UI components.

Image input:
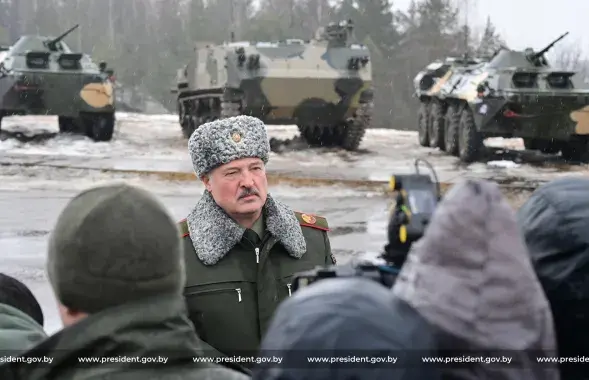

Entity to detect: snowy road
[0,174,388,335]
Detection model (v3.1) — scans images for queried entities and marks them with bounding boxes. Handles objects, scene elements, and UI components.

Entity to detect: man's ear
[201,174,212,192]
[58,303,88,327]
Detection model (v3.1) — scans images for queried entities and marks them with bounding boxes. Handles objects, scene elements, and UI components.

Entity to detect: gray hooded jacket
[0,303,46,353]
[393,179,560,380]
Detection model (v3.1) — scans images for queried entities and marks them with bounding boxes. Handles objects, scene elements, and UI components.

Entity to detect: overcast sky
[392,0,587,54]
[251,0,587,58]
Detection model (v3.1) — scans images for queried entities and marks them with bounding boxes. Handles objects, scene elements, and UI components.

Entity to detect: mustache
[238,188,259,199]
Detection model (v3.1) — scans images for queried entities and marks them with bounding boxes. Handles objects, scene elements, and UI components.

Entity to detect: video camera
[291,159,441,292]
[291,261,400,292]
[383,158,441,267]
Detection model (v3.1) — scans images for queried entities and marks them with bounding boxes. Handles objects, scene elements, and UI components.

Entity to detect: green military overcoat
[179,191,335,367]
[0,294,249,380]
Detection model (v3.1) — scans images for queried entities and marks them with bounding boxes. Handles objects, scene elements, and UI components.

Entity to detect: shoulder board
[178,219,189,238]
[294,211,329,231]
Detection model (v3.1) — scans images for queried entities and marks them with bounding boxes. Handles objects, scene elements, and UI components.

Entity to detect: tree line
[0,0,517,129]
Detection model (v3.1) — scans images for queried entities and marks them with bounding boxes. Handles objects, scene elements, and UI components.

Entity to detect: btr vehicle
[174,20,373,150]
[414,32,589,163]
[0,25,116,141]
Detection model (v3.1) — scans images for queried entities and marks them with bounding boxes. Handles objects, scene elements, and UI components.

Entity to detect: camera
[291,159,441,293]
[382,158,441,267]
[291,261,400,292]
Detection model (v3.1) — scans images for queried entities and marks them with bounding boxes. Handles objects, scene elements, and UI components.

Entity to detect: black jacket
[518,177,589,380]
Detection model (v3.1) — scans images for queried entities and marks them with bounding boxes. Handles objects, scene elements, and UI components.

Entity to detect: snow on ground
[0,112,524,162]
[0,113,185,159]
[0,112,587,186]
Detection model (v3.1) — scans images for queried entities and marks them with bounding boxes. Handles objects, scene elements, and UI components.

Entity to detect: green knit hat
[47,183,185,313]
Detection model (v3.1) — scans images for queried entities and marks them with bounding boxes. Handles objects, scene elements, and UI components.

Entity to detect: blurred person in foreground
[0,183,248,380]
[253,276,440,380]
[517,177,589,380]
[392,178,559,379]
[179,115,334,365]
[0,273,46,352]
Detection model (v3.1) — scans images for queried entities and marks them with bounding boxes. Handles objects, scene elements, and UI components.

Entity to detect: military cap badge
[231,131,242,143]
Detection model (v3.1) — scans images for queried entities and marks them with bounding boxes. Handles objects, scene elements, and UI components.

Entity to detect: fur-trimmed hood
[186,191,307,265]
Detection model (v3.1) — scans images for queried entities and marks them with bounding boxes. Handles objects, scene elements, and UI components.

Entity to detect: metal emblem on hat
[231,132,242,143]
[301,213,316,224]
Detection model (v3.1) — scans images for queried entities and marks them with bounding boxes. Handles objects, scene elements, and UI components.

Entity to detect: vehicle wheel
[220,100,241,118]
[444,104,460,156]
[58,117,79,134]
[428,102,445,149]
[523,138,538,151]
[538,139,560,154]
[339,102,371,150]
[86,113,115,142]
[458,107,482,163]
[524,138,560,154]
[319,125,340,147]
[338,120,364,150]
[181,115,196,139]
[561,136,589,162]
[418,102,429,147]
[541,144,560,155]
[299,125,324,147]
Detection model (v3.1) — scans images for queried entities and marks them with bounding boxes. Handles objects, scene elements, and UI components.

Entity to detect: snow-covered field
[0,112,587,186]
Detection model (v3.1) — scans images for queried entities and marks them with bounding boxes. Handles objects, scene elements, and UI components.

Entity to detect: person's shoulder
[178,219,189,238]
[179,365,251,379]
[294,211,329,232]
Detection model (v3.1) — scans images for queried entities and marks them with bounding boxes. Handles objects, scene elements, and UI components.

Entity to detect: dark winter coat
[252,276,440,380]
[0,294,249,380]
[518,176,589,380]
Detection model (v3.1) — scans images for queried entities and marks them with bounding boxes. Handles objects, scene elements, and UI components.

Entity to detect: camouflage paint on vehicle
[0,25,117,141]
[413,57,488,99]
[413,56,487,151]
[414,32,589,163]
[175,20,373,150]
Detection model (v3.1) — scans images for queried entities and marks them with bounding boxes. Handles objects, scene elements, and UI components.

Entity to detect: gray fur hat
[46,183,185,314]
[188,115,270,177]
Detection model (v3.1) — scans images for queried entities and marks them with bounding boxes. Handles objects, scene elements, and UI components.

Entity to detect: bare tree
[553,42,584,70]
[552,41,589,82]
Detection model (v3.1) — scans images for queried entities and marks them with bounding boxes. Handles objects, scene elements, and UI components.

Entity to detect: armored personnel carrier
[0,25,116,141]
[174,20,373,150]
[414,32,589,163]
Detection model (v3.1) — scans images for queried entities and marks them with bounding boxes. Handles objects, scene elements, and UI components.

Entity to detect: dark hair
[0,273,44,326]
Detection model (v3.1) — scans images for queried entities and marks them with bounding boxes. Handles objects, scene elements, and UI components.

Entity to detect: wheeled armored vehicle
[414,32,589,162]
[0,25,116,141]
[174,20,373,150]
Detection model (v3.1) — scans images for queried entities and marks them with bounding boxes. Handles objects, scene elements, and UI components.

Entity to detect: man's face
[202,157,268,217]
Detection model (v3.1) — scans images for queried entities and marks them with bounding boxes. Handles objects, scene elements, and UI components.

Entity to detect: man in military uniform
[179,115,335,367]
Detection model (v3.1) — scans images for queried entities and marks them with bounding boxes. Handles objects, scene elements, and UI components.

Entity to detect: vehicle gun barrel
[47,24,80,50]
[533,31,569,60]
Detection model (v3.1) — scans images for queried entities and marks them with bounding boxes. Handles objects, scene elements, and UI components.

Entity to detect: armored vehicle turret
[174,19,373,150]
[0,25,116,141]
[414,32,589,163]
